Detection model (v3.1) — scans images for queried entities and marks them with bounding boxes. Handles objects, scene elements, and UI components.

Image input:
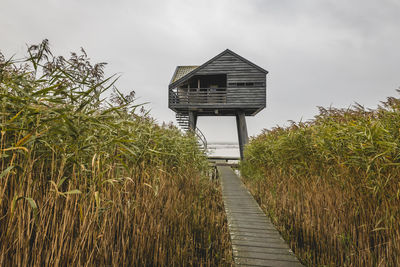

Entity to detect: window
[228,82,264,87]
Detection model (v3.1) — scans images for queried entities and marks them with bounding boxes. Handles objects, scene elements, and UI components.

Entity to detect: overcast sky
[1,0,400,143]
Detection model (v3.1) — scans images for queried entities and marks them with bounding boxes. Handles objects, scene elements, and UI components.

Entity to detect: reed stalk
[241,96,400,266]
[0,40,232,266]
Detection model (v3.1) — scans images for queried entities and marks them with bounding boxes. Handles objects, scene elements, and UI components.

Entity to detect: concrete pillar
[236,112,249,160]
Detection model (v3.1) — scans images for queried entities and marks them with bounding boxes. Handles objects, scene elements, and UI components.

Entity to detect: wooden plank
[169,105,265,116]
[235,257,303,267]
[218,166,303,267]
[227,74,266,79]
[214,163,239,167]
[227,93,266,96]
[208,156,240,161]
[170,103,265,108]
[169,56,267,108]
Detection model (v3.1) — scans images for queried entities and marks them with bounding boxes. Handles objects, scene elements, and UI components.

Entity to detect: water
[207,142,240,158]
[207,142,241,177]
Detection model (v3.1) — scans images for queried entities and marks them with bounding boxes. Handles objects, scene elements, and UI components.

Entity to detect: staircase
[176,112,190,131]
[176,111,207,151]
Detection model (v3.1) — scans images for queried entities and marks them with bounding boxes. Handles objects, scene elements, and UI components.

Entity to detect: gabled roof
[170,66,199,84]
[169,49,268,89]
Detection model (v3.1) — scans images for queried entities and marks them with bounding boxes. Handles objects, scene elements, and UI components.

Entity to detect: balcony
[169,88,227,105]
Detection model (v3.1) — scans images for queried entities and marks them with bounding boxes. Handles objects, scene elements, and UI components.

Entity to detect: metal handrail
[195,127,207,150]
[175,110,207,151]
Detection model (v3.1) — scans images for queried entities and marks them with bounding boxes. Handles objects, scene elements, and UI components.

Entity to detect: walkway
[217,166,303,267]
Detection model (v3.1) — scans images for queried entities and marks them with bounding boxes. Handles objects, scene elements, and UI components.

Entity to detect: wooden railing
[169,88,227,104]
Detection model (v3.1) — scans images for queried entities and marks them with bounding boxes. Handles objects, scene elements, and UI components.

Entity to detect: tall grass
[0,40,232,266]
[241,96,400,266]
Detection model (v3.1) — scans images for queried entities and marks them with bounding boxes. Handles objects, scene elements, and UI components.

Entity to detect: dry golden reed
[241,98,400,266]
[0,40,232,266]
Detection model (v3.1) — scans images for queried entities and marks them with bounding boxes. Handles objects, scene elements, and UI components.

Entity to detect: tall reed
[241,96,400,266]
[0,40,232,266]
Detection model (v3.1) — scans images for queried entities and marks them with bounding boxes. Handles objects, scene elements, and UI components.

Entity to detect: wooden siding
[168,50,267,115]
[193,52,266,107]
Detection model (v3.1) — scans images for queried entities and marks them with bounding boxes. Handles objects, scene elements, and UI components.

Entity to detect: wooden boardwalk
[217,166,303,267]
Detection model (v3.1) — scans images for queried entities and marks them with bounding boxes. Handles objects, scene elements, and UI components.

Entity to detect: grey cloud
[1,0,399,143]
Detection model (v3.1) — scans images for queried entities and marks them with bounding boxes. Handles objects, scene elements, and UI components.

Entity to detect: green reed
[0,40,232,266]
[241,96,400,266]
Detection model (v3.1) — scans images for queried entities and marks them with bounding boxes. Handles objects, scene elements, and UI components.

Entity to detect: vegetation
[0,40,232,266]
[241,96,400,266]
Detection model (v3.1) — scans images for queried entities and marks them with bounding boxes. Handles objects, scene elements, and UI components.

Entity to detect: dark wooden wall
[195,52,266,108]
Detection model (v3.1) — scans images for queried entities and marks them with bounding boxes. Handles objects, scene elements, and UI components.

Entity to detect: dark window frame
[228,82,264,87]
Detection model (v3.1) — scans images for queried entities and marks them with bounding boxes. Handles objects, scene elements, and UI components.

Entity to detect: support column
[194,114,198,129]
[236,112,249,160]
[188,111,197,131]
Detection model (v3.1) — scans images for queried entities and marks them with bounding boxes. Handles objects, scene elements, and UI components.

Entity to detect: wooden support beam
[188,111,197,130]
[194,114,198,129]
[236,112,249,160]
